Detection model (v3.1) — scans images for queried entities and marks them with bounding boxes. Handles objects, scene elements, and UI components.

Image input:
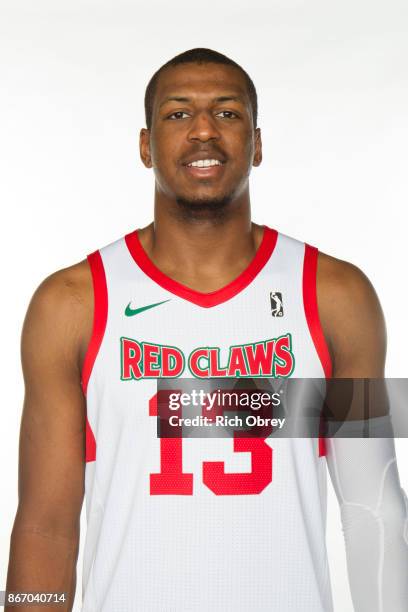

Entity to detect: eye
[167,111,190,120]
[216,110,238,119]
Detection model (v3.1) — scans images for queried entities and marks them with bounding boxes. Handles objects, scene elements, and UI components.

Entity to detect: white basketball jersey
[81,225,334,612]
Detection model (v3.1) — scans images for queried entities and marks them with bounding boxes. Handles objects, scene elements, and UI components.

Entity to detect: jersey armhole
[303,244,333,458]
[81,250,108,463]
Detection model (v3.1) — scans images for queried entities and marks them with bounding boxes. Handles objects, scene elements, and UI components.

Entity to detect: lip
[181,152,227,166]
[183,163,226,179]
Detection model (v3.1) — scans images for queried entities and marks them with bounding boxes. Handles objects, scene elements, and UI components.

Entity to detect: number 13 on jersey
[149,393,273,496]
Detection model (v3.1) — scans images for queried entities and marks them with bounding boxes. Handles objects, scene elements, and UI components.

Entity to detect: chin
[175,193,234,222]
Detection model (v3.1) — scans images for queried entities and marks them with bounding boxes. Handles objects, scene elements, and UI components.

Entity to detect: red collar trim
[125,226,278,308]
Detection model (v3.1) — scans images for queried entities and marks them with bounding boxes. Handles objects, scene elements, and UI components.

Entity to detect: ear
[253,127,262,167]
[140,128,153,168]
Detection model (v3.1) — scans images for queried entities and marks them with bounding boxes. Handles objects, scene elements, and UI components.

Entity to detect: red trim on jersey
[81,250,108,462]
[303,244,332,378]
[85,419,97,463]
[125,226,278,308]
[303,244,332,458]
[318,436,326,457]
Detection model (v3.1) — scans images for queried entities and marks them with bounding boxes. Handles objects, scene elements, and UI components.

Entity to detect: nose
[187,111,221,143]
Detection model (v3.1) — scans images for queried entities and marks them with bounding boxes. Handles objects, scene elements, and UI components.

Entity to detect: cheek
[150,136,181,170]
[232,139,255,172]
[242,131,255,157]
[230,129,254,158]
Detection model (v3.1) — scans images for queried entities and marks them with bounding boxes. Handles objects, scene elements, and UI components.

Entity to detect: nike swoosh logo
[124,299,171,317]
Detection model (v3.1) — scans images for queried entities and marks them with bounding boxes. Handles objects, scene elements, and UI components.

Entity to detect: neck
[137,189,264,292]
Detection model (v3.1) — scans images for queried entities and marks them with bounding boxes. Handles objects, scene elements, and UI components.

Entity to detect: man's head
[140,48,262,221]
[144,48,258,131]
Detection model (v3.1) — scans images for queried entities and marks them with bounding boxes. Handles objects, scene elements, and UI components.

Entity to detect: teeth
[188,159,222,168]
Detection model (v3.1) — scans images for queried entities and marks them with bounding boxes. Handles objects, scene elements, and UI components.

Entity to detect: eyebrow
[159,95,245,108]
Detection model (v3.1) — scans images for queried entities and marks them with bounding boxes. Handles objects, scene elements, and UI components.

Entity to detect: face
[140,63,262,210]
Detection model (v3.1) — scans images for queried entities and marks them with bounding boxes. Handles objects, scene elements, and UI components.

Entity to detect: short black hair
[144,47,258,130]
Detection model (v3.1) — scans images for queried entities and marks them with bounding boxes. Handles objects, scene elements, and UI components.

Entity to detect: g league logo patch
[270,292,284,317]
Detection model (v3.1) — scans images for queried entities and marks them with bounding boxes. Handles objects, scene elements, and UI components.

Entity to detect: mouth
[182,158,226,179]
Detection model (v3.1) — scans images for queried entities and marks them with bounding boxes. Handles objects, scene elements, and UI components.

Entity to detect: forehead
[154,62,249,104]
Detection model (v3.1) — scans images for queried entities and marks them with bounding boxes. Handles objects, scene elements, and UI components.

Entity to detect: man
[6,48,408,611]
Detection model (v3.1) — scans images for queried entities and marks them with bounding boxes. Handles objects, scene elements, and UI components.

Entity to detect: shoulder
[315,251,386,376]
[316,251,379,308]
[27,259,92,318]
[22,259,94,371]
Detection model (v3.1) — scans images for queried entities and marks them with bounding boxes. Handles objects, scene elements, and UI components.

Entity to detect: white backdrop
[1,1,407,610]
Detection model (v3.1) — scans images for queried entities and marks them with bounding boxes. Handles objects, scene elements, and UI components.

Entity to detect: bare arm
[318,253,408,611]
[6,261,93,611]
[317,252,386,379]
